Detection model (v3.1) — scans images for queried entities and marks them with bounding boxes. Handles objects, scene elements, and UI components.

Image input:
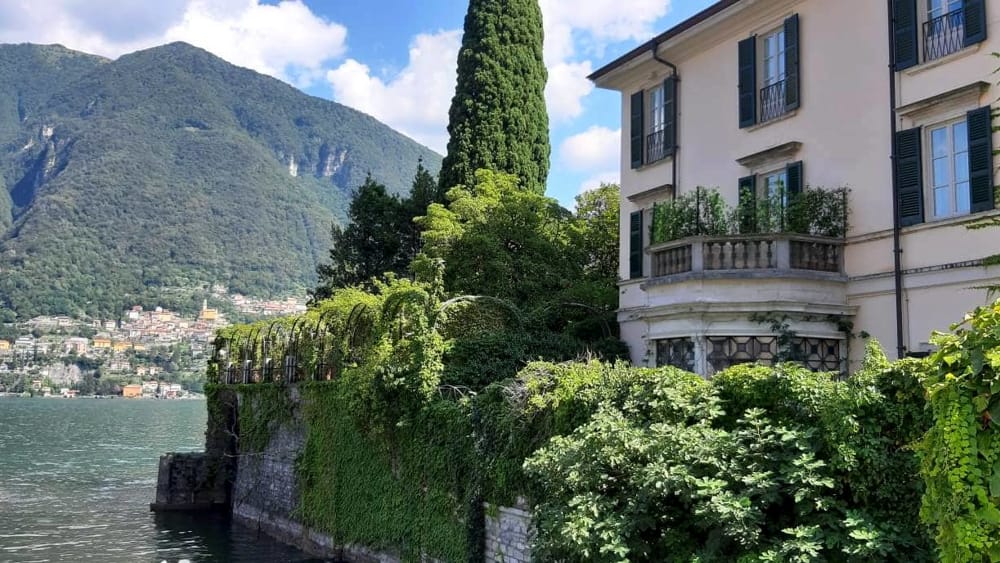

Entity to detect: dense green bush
[519,353,933,562]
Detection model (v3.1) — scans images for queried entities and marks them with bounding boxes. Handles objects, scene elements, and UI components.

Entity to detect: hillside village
[0,293,306,397]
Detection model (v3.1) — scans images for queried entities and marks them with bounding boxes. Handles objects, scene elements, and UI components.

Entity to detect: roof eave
[588,0,744,86]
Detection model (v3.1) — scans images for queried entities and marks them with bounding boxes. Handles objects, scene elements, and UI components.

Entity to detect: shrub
[523,359,933,562]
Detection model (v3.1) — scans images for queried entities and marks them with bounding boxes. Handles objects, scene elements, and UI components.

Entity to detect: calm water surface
[0,397,324,562]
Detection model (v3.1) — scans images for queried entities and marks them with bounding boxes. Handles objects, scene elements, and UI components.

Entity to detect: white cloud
[326,30,461,154]
[0,0,348,87]
[163,0,347,87]
[540,0,673,53]
[539,0,671,122]
[559,126,620,173]
[578,171,620,195]
[546,60,594,122]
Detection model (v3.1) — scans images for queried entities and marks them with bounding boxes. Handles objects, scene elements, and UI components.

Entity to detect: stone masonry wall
[150,452,228,511]
[485,502,534,563]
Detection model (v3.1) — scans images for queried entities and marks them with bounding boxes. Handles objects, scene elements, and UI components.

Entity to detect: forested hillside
[0,42,440,319]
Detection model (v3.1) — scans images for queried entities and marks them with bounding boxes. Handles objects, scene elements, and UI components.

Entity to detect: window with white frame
[762,29,787,86]
[649,83,665,134]
[924,0,965,61]
[738,15,799,128]
[927,118,970,218]
[762,169,788,204]
[759,28,787,123]
[629,76,677,168]
[895,102,992,227]
[894,0,987,70]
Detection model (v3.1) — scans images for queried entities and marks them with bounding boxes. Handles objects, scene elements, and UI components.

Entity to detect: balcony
[924,10,965,62]
[626,187,851,376]
[649,233,843,278]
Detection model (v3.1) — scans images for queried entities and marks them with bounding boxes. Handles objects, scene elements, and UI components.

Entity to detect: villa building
[590,0,999,374]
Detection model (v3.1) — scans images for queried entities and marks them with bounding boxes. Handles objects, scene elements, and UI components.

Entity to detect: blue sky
[0,0,715,207]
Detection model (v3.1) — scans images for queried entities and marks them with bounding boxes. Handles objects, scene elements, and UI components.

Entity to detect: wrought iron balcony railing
[645,128,669,164]
[759,79,787,123]
[924,9,964,62]
[649,233,843,278]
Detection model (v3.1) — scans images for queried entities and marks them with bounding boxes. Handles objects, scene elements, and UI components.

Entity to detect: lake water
[0,397,323,562]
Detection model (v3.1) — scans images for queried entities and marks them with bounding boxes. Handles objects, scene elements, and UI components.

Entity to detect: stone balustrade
[649,233,843,278]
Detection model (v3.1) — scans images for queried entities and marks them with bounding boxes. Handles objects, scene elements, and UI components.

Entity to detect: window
[738,161,802,233]
[759,29,787,122]
[924,0,964,61]
[928,118,970,218]
[705,335,842,376]
[894,106,993,226]
[656,338,695,371]
[706,336,776,374]
[893,0,986,70]
[647,84,668,163]
[738,14,799,128]
[629,75,677,168]
[763,169,788,206]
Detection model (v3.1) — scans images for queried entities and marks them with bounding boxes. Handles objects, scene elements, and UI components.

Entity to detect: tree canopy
[438,0,550,194]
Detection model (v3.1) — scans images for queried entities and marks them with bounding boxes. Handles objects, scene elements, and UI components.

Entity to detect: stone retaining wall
[150,452,227,511]
[485,502,534,563]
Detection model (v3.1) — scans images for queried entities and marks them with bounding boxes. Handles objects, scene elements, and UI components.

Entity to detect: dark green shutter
[738,37,757,128]
[739,175,757,233]
[786,161,803,198]
[892,0,919,70]
[784,15,800,112]
[963,0,988,46]
[895,127,924,226]
[630,91,644,168]
[663,75,678,156]
[629,210,644,279]
[967,106,994,213]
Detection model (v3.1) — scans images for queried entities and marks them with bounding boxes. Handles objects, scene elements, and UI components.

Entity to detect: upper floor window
[629,75,677,169]
[893,0,987,70]
[738,15,799,128]
[894,106,993,226]
[924,0,965,61]
[760,29,788,122]
[647,83,669,163]
[928,118,970,218]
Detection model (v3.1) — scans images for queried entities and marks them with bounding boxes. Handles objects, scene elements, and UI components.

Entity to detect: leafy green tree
[438,0,549,194]
[313,175,405,298]
[398,159,442,263]
[572,183,620,284]
[419,170,576,308]
[313,163,442,300]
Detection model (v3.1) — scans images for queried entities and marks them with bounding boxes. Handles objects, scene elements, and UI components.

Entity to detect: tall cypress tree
[438,0,550,195]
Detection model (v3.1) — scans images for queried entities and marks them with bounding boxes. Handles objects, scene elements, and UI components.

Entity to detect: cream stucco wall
[601,0,1000,371]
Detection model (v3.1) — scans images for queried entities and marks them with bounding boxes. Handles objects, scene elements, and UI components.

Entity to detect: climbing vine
[918,301,1000,562]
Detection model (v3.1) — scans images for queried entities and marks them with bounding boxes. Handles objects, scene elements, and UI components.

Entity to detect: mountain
[0,43,441,319]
